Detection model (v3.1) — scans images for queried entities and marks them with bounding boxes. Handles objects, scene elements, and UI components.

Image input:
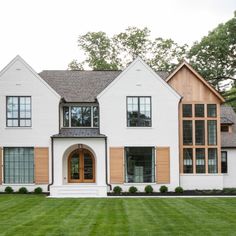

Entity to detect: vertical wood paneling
[110,147,124,184]
[156,147,170,184]
[34,147,49,184]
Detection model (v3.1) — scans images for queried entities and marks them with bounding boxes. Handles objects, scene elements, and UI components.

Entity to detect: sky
[0,0,235,72]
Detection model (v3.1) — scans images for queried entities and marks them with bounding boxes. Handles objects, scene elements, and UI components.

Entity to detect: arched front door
[68,149,95,183]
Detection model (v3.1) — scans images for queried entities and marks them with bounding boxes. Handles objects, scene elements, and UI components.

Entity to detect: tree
[68,27,187,72]
[188,12,236,90]
[112,27,151,68]
[148,38,188,72]
[72,31,120,70]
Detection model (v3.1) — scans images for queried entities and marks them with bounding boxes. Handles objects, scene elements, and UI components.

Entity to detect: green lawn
[0,195,236,235]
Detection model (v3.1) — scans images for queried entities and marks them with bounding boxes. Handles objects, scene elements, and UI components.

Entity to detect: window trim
[126,96,152,127]
[124,146,155,183]
[6,96,32,127]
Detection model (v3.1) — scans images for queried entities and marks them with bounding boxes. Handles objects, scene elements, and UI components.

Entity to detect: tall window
[208,148,218,173]
[4,147,34,184]
[127,97,151,127]
[207,104,217,117]
[6,96,31,127]
[208,120,217,145]
[195,104,204,117]
[182,104,192,117]
[196,148,205,173]
[221,151,227,174]
[62,106,99,128]
[125,147,155,183]
[183,121,192,145]
[183,148,193,173]
[195,120,205,145]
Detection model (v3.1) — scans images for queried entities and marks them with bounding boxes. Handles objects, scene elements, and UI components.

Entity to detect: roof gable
[0,55,60,99]
[97,57,181,100]
[166,60,225,103]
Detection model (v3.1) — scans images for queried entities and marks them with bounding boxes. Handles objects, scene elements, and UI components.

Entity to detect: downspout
[105,136,112,191]
[47,137,54,192]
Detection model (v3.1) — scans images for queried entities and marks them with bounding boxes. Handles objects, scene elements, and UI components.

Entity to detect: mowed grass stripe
[0,195,235,236]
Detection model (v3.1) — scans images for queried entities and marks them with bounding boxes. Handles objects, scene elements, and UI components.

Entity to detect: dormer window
[62,105,99,128]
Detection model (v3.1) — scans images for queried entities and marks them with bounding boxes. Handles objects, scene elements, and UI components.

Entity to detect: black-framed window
[183,120,193,145]
[196,148,205,173]
[208,120,217,145]
[63,106,99,128]
[208,148,218,173]
[207,104,217,117]
[6,96,31,127]
[182,104,192,117]
[93,106,99,127]
[183,148,193,173]
[71,106,91,127]
[195,120,205,145]
[221,151,227,174]
[4,147,34,184]
[127,97,151,127]
[195,104,204,117]
[63,106,69,127]
[125,147,155,183]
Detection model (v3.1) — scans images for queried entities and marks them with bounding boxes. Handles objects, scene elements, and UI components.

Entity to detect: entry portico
[50,131,107,197]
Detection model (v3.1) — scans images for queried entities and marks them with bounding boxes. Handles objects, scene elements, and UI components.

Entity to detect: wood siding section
[168,65,222,174]
[34,147,49,184]
[156,147,170,184]
[0,147,2,184]
[110,147,124,184]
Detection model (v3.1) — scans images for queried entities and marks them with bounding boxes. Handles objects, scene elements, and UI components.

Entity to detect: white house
[0,55,235,197]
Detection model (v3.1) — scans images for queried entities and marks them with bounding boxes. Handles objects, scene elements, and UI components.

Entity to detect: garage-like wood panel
[156,147,170,184]
[110,147,124,184]
[34,147,49,184]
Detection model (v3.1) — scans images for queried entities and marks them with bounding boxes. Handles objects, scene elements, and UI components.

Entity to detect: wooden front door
[68,149,95,183]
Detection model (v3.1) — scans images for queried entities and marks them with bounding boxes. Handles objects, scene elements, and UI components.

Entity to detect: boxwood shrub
[129,186,138,194]
[175,186,184,194]
[145,185,154,194]
[5,186,14,194]
[34,187,43,194]
[159,185,168,193]
[18,187,28,194]
[113,186,122,194]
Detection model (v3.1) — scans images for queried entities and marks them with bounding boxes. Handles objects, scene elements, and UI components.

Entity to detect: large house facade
[0,55,235,197]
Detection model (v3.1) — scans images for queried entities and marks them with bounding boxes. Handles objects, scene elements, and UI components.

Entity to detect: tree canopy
[69,27,187,73]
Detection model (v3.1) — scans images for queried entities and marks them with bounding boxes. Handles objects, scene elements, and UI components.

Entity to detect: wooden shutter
[0,147,2,184]
[156,147,170,184]
[110,147,124,184]
[34,147,49,184]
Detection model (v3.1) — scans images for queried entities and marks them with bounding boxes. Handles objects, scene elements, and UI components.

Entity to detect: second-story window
[62,105,99,128]
[127,96,151,127]
[6,96,31,127]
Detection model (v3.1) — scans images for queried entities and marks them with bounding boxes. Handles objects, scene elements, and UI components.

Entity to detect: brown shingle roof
[39,70,169,102]
[221,105,236,148]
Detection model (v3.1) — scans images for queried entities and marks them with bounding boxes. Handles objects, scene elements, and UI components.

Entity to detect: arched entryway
[68,148,95,183]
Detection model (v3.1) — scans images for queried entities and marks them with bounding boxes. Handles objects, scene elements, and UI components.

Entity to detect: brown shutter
[110,147,124,184]
[34,147,49,184]
[0,147,2,184]
[156,147,170,184]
